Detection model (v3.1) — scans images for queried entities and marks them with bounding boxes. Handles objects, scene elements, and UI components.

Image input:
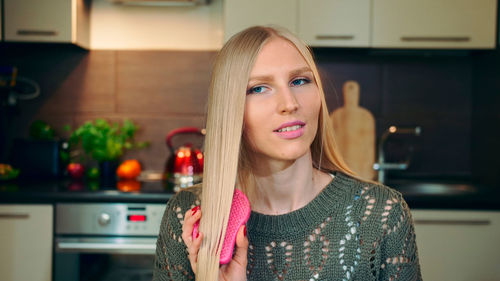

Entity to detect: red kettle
[164,127,205,192]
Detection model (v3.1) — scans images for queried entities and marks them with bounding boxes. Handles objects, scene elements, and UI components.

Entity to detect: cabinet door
[4,0,72,42]
[298,0,370,47]
[0,205,53,281]
[412,210,500,281]
[372,0,497,49]
[1,2,3,41]
[223,0,298,42]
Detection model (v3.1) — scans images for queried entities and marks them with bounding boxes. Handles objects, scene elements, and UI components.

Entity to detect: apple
[67,163,85,179]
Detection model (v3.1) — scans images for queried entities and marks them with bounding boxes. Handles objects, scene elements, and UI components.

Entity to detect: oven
[54,203,166,281]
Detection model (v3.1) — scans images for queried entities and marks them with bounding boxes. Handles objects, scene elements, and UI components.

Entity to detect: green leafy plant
[65,119,149,162]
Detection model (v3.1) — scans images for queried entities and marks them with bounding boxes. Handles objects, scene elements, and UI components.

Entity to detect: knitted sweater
[153,171,422,281]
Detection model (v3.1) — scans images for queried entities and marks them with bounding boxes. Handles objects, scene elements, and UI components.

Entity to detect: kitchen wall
[1,1,499,186]
[2,44,491,183]
[0,44,214,172]
[316,49,474,180]
[471,49,500,187]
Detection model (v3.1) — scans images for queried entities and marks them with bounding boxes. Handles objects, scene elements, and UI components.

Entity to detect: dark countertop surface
[1,178,499,210]
[0,179,175,204]
[385,178,500,211]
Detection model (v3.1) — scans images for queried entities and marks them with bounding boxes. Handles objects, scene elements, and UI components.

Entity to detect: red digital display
[127,215,147,222]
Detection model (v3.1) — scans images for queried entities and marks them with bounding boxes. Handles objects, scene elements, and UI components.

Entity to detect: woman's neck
[249,152,332,215]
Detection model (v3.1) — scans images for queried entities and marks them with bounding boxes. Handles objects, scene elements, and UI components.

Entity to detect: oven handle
[56,238,157,255]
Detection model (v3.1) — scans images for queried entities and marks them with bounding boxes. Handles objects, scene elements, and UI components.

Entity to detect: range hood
[110,0,209,6]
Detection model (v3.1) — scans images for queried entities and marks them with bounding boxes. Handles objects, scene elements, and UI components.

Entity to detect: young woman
[153,26,422,281]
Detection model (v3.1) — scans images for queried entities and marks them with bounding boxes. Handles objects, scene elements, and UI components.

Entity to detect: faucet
[373,126,421,184]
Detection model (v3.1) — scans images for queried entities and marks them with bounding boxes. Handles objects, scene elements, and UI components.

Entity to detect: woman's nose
[278,86,299,114]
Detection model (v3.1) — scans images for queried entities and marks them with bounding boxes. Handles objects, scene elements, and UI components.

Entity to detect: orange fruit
[117,180,141,192]
[116,159,141,179]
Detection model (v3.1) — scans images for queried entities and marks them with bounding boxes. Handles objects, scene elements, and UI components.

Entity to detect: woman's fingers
[181,206,201,246]
[181,208,248,279]
[220,225,249,281]
[230,225,249,268]
[187,231,203,273]
[181,206,202,273]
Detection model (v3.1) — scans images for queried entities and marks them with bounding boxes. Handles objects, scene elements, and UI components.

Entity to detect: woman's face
[243,37,321,164]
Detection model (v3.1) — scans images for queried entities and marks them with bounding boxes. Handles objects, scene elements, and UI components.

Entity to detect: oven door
[54,237,157,281]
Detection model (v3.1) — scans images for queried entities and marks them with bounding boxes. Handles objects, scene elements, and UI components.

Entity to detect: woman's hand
[219,225,248,281]
[181,206,249,281]
[181,206,204,273]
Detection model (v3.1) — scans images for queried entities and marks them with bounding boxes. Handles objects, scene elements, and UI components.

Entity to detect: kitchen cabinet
[1,2,3,41]
[412,210,500,281]
[0,205,53,281]
[224,0,497,49]
[298,0,370,47]
[4,0,90,48]
[372,0,497,49]
[223,0,297,42]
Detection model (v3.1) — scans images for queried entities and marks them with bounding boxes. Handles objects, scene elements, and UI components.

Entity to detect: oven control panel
[56,203,167,236]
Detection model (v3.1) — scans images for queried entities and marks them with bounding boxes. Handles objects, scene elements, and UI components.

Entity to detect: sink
[387,181,477,196]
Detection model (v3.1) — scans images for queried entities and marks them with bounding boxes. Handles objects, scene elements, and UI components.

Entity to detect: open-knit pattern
[153,171,422,281]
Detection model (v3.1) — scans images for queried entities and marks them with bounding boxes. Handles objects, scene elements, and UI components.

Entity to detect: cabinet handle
[414,219,491,226]
[400,36,470,42]
[17,30,58,36]
[316,35,355,40]
[0,213,30,219]
[57,242,156,254]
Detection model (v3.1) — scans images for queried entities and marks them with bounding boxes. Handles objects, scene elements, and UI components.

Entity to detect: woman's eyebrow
[248,74,273,84]
[248,66,313,83]
[289,66,313,77]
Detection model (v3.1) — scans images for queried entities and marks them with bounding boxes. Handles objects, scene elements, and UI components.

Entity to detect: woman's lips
[273,121,306,139]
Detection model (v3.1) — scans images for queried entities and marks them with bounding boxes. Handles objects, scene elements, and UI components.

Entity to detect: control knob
[98,213,111,226]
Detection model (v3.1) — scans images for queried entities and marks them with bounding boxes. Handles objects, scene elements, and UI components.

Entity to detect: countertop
[0,178,499,210]
[0,179,175,204]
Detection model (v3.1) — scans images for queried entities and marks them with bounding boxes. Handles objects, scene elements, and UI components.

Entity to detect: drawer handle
[0,213,30,219]
[316,35,355,40]
[17,30,58,36]
[400,36,470,42]
[414,219,491,226]
[57,242,156,254]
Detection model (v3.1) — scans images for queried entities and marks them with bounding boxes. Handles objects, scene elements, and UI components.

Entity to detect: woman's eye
[291,78,310,86]
[247,85,267,95]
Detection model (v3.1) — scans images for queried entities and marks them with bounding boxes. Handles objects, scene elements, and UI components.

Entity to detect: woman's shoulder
[166,184,203,212]
[336,171,405,203]
[337,173,415,237]
[336,172,411,220]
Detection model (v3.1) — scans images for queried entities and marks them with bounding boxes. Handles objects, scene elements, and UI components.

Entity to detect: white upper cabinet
[223,0,298,42]
[372,0,498,49]
[224,0,497,49]
[298,0,371,47]
[4,0,90,48]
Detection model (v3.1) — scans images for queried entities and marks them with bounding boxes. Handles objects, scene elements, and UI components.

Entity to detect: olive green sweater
[153,172,422,280]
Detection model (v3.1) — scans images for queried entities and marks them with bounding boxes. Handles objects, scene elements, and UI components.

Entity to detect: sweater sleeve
[379,191,423,281]
[153,191,199,281]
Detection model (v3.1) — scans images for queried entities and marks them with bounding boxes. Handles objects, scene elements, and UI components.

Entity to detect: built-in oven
[54,203,166,281]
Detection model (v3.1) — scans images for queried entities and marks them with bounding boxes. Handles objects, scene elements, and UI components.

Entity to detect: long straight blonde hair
[197,25,366,280]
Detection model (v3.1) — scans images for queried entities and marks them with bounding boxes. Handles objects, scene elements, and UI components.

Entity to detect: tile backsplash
[1,44,499,185]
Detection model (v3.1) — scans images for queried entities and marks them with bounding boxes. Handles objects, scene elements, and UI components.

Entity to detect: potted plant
[65,119,149,185]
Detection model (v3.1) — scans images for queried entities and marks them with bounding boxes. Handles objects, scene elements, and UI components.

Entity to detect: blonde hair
[197,25,366,280]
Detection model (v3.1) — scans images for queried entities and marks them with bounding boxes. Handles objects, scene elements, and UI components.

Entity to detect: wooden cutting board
[330,81,376,181]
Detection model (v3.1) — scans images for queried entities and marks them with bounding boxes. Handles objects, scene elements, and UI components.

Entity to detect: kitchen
[1,0,500,280]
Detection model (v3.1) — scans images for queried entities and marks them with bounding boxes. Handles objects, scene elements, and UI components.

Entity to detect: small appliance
[164,127,204,192]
